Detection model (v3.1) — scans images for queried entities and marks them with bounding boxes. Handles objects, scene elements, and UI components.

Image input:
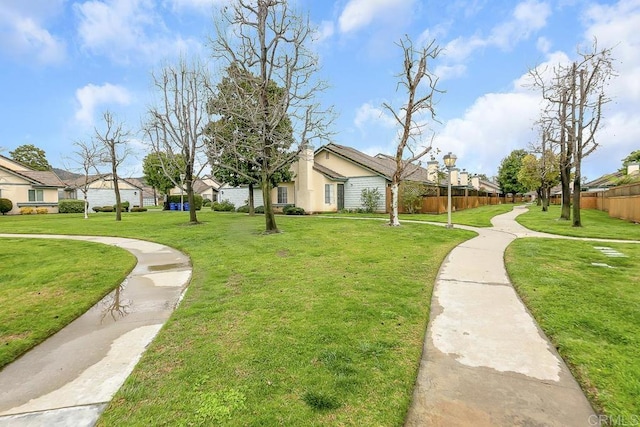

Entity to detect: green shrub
[254,205,265,214]
[59,199,86,213]
[167,194,203,210]
[236,204,249,213]
[361,188,382,213]
[101,206,114,212]
[283,205,305,215]
[212,200,235,212]
[0,198,12,215]
[203,198,212,207]
[92,206,102,212]
[130,207,148,212]
[113,201,130,212]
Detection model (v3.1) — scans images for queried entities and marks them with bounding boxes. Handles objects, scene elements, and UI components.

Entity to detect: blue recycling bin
[183,202,190,211]
[169,202,177,211]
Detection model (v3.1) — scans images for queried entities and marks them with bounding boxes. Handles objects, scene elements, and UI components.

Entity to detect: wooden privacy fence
[386,185,527,215]
[582,182,640,223]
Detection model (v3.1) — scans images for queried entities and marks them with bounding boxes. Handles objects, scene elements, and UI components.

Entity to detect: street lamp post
[443,152,457,229]
[179,173,186,212]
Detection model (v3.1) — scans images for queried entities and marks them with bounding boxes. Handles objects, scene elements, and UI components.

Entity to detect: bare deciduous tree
[94,111,133,221]
[208,0,333,233]
[146,58,211,224]
[530,41,614,226]
[70,139,101,219]
[383,36,442,226]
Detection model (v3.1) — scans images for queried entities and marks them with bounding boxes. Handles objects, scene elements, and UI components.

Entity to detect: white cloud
[0,1,66,64]
[315,20,335,43]
[489,0,551,48]
[338,0,416,33]
[440,0,551,72]
[169,0,227,11]
[536,36,552,53]
[354,102,397,130]
[434,90,541,175]
[577,0,640,176]
[74,0,201,64]
[75,83,132,126]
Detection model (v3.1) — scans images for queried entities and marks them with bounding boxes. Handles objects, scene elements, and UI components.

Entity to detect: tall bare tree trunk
[389,182,400,226]
[248,182,255,216]
[261,178,277,233]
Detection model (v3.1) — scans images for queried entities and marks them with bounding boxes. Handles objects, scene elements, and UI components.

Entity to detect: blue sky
[1,0,638,181]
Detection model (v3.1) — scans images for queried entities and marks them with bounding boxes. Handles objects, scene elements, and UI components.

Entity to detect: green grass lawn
[0,238,135,369]
[324,203,518,227]
[506,238,640,418]
[0,211,475,426]
[516,205,640,240]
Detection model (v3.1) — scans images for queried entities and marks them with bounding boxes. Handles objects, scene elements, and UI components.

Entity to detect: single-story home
[217,143,446,213]
[62,174,144,210]
[0,154,66,214]
[170,175,221,203]
[583,162,640,192]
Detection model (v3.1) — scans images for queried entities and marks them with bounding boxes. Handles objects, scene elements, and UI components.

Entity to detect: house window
[28,189,44,202]
[277,187,287,204]
[324,184,333,204]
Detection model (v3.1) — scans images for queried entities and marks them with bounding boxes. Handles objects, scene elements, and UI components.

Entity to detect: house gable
[314,144,390,180]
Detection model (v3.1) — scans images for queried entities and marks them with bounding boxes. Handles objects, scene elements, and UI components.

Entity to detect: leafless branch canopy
[207,0,334,232]
[384,35,443,226]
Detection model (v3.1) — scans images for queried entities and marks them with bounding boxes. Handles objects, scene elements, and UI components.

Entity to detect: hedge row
[59,199,86,213]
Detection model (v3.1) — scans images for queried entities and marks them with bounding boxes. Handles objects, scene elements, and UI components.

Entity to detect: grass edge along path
[506,237,640,419]
[516,205,640,240]
[0,238,136,369]
[324,203,518,228]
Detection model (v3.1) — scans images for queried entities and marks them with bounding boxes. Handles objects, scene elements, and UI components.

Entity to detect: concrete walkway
[405,205,640,426]
[0,234,191,427]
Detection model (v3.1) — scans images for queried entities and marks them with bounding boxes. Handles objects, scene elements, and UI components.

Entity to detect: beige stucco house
[217,143,440,213]
[0,154,66,214]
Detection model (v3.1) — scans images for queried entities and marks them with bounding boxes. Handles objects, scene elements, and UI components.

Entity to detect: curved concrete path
[0,234,191,427]
[405,206,639,426]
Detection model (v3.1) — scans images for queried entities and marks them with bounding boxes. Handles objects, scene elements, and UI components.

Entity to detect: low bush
[236,204,249,213]
[254,205,265,214]
[0,198,12,215]
[212,200,235,212]
[101,206,114,212]
[20,207,34,215]
[92,206,102,212]
[113,201,130,212]
[283,205,305,215]
[59,199,86,214]
[131,207,148,212]
[202,198,212,207]
[36,208,48,214]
